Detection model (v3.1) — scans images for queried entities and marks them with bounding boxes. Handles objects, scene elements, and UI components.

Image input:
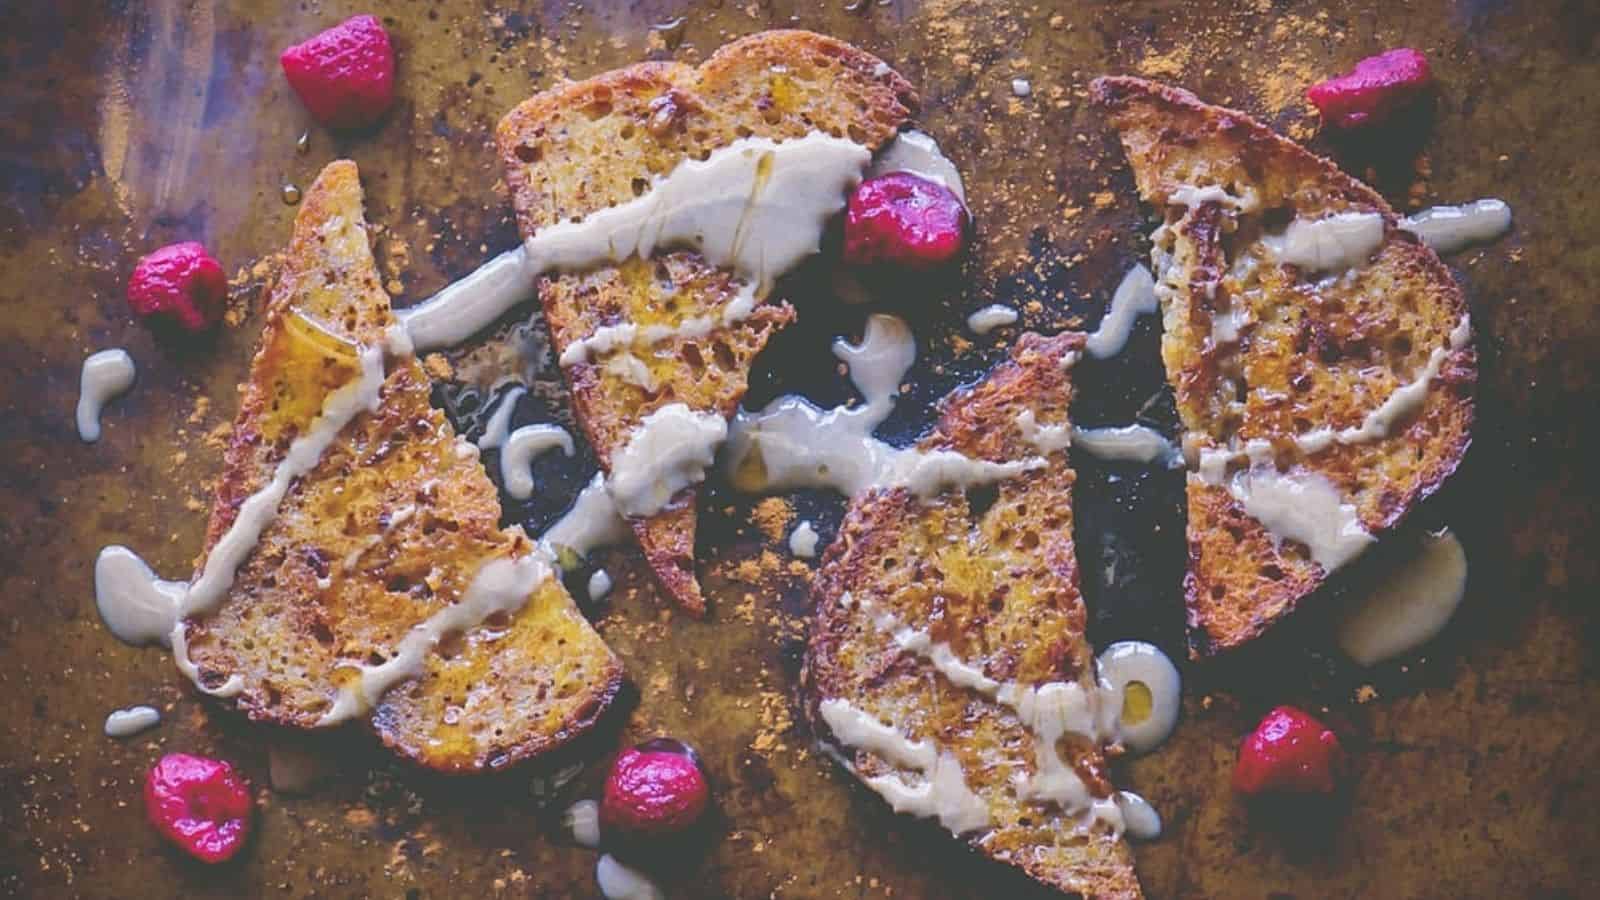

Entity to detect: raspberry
[600,740,710,840]
[280,15,396,131]
[1307,48,1433,131]
[843,172,970,270]
[1233,706,1346,796]
[144,753,254,863]
[127,242,228,334]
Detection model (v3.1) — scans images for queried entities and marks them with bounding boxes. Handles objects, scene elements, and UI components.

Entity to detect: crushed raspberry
[1233,706,1346,796]
[144,753,254,863]
[843,172,970,270]
[280,15,396,130]
[127,242,228,334]
[1307,49,1433,131]
[600,740,710,839]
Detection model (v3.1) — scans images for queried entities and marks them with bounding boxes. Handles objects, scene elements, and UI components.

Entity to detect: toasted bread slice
[1091,77,1475,655]
[181,161,622,771]
[803,333,1142,900]
[497,30,918,615]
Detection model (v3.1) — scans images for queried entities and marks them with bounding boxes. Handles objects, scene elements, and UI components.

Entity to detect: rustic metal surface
[3,0,1598,897]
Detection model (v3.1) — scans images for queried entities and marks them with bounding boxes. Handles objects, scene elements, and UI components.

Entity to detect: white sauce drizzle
[104,705,160,738]
[76,348,136,442]
[602,351,659,391]
[1071,424,1182,468]
[1261,211,1386,273]
[499,424,575,500]
[1296,315,1472,454]
[726,315,1044,500]
[607,404,727,518]
[1015,409,1074,454]
[401,133,872,353]
[836,593,1153,833]
[965,304,1019,335]
[475,386,526,450]
[1401,199,1512,255]
[1214,441,1375,572]
[788,520,820,558]
[1336,529,1467,666]
[1096,640,1182,755]
[94,545,185,646]
[1084,263,1158,359]
[1168,183,1260,212]
[587,569,614,602]
[596,853,664,900]
[541,474,631,560]
[317,550,554,725]
[818,698,991,835]
[565,799,602,848]
[867,129,967,203]
[1116,791,1163,841]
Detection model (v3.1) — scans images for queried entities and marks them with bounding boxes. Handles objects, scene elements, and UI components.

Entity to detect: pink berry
[144,753,254,863]
[843,172,970,270]
[1232,706,1346,796]
[600,742,710,839]
[280,15,396,131]
[1307,48,1433,131]
[127,241,228,333]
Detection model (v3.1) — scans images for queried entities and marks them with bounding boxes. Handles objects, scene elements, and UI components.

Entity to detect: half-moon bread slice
[495,30,917,616]
[803,332,1142,900]
[180,161,622,771]
[1090,76,1475,655]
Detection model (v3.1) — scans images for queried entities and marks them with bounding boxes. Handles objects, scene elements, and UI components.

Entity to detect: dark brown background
[3,0,1597,897]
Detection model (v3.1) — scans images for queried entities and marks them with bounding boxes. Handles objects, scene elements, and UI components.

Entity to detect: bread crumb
[751,497,794,542]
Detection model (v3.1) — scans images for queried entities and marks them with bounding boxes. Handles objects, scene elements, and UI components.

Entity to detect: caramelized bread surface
[496,30,917,615]
[1091,76,1475,654]
[803,333,1142,900]
[184,161,622,771]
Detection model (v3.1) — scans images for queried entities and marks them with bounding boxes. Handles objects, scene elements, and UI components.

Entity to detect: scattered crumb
[751,497,794,542]
[1355,684,1379,704]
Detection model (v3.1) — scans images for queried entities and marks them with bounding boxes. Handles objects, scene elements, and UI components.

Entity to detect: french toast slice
[496,30,917,616]
[1091,76,1475,656]
[181,161,622,771]
[803,333,1142,900]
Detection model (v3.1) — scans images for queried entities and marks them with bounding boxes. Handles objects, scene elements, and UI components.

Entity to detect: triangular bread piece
[496,30,917,616]
[803,333,1143,900]
[1090,77,1475,655]
[180,161,622,771]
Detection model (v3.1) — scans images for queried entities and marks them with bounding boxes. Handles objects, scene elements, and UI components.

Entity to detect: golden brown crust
[1091,76,1475,656]
[185,161,622,771]
[802,332,1142,900]
[495,31,916,615]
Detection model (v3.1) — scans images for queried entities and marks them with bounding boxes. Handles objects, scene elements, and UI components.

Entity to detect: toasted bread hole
[712,340,737,372]
[1260,563,1285,581]
[1211,584,1226,600]
[484,611,511,630]
[513,144,540,163]
[735,125,754,138]
[619,124,635,140]
[386,574,413,594]
[310,622,335,645]
[1391,335,1413,357]
[368,650,388,666]
[846,123,868,144]
[436,629,465,660]
[1020,530,1041,550]
[631,177,649,197]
